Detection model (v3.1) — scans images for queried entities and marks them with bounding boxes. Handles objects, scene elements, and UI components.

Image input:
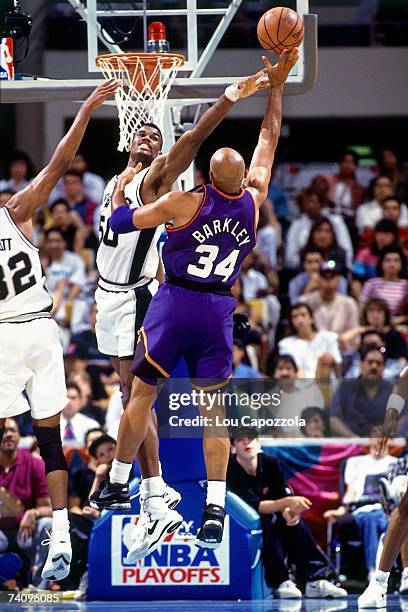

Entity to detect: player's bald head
[210,148,245,193]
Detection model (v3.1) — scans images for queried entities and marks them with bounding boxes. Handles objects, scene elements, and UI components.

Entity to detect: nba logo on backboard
[0,38,14,80]
[111,515,230,586]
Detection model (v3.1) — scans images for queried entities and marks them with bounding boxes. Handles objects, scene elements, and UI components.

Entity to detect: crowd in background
[1,145,407,592]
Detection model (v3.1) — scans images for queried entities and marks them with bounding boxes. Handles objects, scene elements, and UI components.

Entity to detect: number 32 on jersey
[187,245,239,282]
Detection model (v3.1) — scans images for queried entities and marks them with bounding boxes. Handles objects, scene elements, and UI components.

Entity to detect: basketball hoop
[96,52,185,152]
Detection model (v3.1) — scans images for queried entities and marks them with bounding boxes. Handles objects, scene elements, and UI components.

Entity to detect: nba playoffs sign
[111,514,230,587]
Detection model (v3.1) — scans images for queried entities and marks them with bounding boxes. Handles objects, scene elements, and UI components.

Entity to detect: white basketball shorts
[0,317,68,419]
[95,280,158,359]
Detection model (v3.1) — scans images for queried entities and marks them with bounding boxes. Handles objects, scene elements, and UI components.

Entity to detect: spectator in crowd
[326,150,365,219]
[382,197,408,249]
[62,170,98,249]
[69,428,105,511]
[278,303,342,378]
[341,298,407,363]
[359,246,408,317]
[44,228,87,340]
[330,346,393,437]
[284,188,353,270]
[47,199,86,254]
[268,354,325,437]
[356,175,399,233]
[87,433,118,500]
[377,147,408,204]
[67,371,105,426]
[353,219,401,283]
[0,418,53,588]
[299,260,359,335]
[0,151,34,193]
[60,383,100,448]
[323,436,397,580]
[232,340,260,378]
[300,407,329,438]
[228,427,347,599]
[240,252,269,300]
[0,189,15,207]
[69,150,106,204]
[342,330,405,380]
[303,217,348,274]
[289,247,347,305]
[254,205,278,269]
[309,175,336,211]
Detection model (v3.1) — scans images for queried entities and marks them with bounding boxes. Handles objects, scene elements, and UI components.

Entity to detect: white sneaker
[358,570,389,608]
[162,485,181,510]
[274,579,302,599]
[305,579,347,598]
[41,529,72,581]
[126,496,182,563]
[400,568,408,594]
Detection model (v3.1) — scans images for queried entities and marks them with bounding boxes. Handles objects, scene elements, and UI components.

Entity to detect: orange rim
[96,52,185,71]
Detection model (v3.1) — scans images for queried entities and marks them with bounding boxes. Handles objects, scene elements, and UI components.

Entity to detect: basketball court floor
[4,598,408,611]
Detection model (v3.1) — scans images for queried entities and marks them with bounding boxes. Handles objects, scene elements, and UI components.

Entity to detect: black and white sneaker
[89,477,131,510]
[195,504,225,549]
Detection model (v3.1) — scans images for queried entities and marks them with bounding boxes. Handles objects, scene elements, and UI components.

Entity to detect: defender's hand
[235,69,270,99]
[84,78,121,112]
[262,48,300,87]
[117,162,143,187]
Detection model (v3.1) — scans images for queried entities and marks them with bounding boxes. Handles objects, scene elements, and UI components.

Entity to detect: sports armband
[386,393,405,415]
[110,206,139,234]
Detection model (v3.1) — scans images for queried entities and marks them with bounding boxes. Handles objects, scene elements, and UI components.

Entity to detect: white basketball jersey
[96,167,164,291]
[0,208,52,321]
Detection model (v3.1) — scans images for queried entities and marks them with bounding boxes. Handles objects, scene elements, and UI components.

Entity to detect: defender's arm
[110,190,192,232]
[7,80,120,224]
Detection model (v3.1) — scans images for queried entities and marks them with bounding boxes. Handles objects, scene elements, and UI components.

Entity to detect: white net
[96,52,185,152]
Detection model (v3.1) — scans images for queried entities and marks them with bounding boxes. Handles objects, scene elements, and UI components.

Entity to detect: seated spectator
[44,228,87,340]
[69,428,105,511]
[0,418,52,588]
[360,246,408,317]
[228,427,347,599]
[323,436,397,579]
[382,197,408,249]
[342,330,406,380]
[232,340,260,378]
[289,247,347,305]
[353,219,401,283]
[268,354,325,437]
[300,407,329,438]
[303,217,348,274]
[326,150,365,219]
[68,371,105,426]
[69,150,106,205]
[356,175,397,233]
[341,298,407,362]
[284,188,353,270]
[62,170,98,249]
[61,383,100,448]
[88,433,119,501]
[299,260,359,335]
[330,346,393,437]
[278,303,342,378]
[0,189,15,208]
[47,199,86,253]
[0,150,34,193]
[254,205,278,269]
[240,252,269,300]
[377,147,408,205]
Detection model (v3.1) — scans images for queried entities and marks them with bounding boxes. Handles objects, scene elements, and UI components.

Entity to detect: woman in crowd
[356,175,395,233]
[359,246,408,318]
[0,150,35,193]
[352,219,401,284]
[304,217,348,274]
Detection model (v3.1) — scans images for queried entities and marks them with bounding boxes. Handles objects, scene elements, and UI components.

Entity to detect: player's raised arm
[377,365,408,454]
[155,70,269,190]
[7,79,120,223]
[246,48,299,209]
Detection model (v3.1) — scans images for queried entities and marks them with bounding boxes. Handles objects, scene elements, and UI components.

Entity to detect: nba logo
[0,37,14,80]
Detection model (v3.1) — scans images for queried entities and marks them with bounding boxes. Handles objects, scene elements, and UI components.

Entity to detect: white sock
[374,569,390,584]
[402,567,408,577]
[141,476,165,499]
[52,508,69,532]
[206,480,226,508]
[110,458,132,484]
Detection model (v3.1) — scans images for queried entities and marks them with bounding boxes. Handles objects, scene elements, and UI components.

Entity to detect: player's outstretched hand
[117,162,144,186]
[236,69,270,99]
[262,48,299,87]
[84,78,121,112]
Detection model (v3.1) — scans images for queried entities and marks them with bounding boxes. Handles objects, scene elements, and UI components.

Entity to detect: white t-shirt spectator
[255,225,278,268]
[278,330,342,377]
[46,251,87,329]
[344,453,397,513]
[356,199,408,232]
[0,178,30,193]
[241,269,268,301]
[284,211,353,269]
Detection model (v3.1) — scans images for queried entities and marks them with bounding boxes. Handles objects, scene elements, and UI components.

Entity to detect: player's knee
[32,425,67,474]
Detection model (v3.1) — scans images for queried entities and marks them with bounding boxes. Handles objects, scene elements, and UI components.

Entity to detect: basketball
[257,7,304,54]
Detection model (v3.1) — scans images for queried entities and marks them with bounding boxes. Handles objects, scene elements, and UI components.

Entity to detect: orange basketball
[257,7,304,54]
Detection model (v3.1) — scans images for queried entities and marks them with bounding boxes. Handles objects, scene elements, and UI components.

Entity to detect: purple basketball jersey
[163,184,257,287]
